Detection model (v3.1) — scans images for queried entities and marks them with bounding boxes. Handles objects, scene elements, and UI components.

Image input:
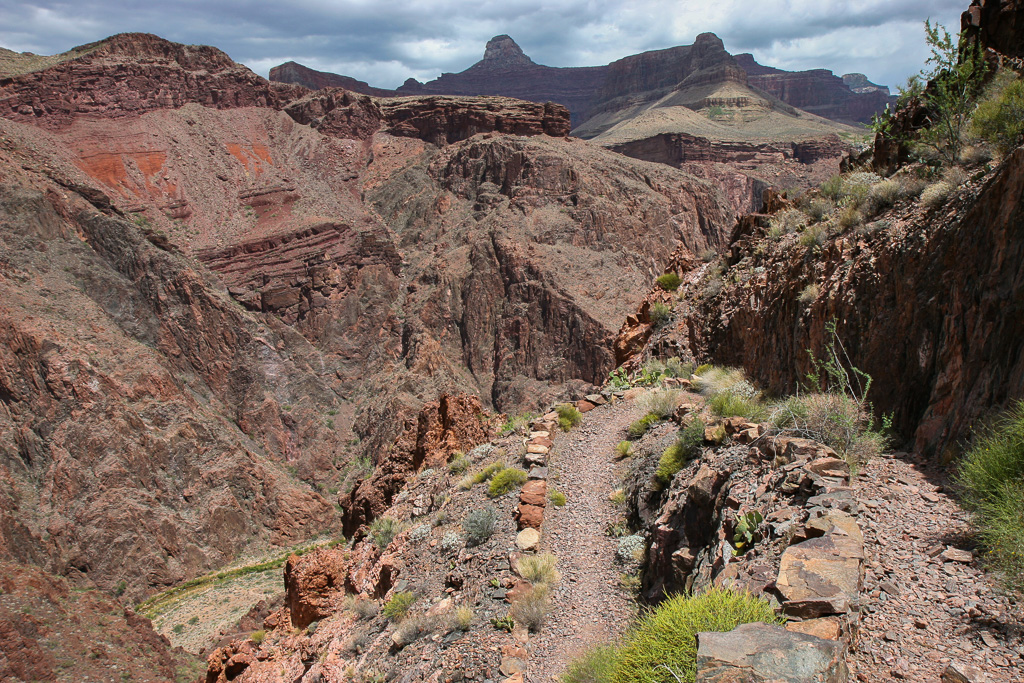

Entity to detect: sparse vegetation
[549,489,567,507]
[867,179,902,214]
[655,418,705,488]
[655,272,682,291]
[955,401,1024,591]
[664,357,691,378]
[562,644,619,683]
[767,208,807,239]
[614,441,635,459]
[557,404,584,431]
[250,629,265,644]
[383,591,416,621]
[462,507,498,546]
[798,224,826,248]
[640,388,680,419]
[452,606,473,631]
[799,283,819,304]
[343,595,380,620]
[627,413,660,439]
[648,301,673,327]
[921,181,952,209]
[499,412,536,436]
[511,585,551,632]
[392,614,437,648]
[971,73,1024,157]
[516,552,561,587]
[369,517,404,550]
[695,366,766,421]
[491,615,515,632]
[462,461,505,490]
[447,452,471,474]
[440,531,463,553]
[488,467,528,497]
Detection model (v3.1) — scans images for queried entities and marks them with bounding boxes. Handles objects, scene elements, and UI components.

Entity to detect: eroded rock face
[962,0,1024,63]
[284,547,349,630]
[736,53,895,125]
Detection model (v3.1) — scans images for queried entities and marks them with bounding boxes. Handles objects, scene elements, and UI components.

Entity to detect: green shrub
[641,389,681,419]
[655,273,682,291]
[499,412,536,436]
[369,517,404,550]
[612,589,781,682]
[614,441,635,459]
[820,175,843,200]
[556,404,584,431]
[664,357,692,378]
[648,302,673,327]
[767,208,807,238]
[383,591,416,621]
[448,452,471,474]
[549,489,567,507]
[172,624,185,634]
[708,392,767,422]
[491,615,515,632]
[516,553,561,586]
[955,402,1024,591]
[462,507,498,546]
[627,413,660,439]
[655,419,705,488]
[971,75,1024,156]
[464,461,505,489]
[562,644,619,683]
[488,468,528,497]
[250,629,265,644]
[837,205,863,230]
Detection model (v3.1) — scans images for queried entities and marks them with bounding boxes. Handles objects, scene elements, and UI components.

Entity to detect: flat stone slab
[527,466,548,480]
[696,622,848,682]
[526,443,550,454]
[776,532,863,618]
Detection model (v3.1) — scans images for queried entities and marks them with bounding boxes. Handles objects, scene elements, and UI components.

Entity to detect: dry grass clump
[614,440,635,459]
[447,451,471,474]
[369,517,405,550]
[452,606,473,631]
[943,166,970,187]
[799,283,819,304]
[512,585,551,632]
[516,553,561,586]
[771,393,888,469]
[767,208,807,239]
[556,403,584,432]
[648,301,673,327]
[799,224,826,248]
[803,197,834,222]
[343,595,380,620]
[837,204,864,229]
[867,179,902,214]
[392,614,438,648]
[921,181,952,209]
[459,461,505,490]
[640,388,681,419]
[383,591,416,621]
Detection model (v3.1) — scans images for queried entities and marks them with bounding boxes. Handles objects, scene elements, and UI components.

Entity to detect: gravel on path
[526,399,646,683]
[849,453,1023,682]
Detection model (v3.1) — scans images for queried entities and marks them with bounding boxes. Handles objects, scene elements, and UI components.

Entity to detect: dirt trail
[526,398,646,682]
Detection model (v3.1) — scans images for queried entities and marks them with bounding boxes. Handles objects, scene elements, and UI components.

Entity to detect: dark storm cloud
[0,0,968,90]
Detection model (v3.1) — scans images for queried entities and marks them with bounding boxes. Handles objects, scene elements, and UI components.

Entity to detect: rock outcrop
[269,61,399,96]
[735,53,896,125]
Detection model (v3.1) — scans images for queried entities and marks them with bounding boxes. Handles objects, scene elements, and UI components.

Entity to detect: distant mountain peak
[480,35,535,68]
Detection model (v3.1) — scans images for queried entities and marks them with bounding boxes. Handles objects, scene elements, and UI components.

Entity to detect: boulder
[576,400,597,413]
[516,528,540,552]
[519,480,547,507]
[695,622,848,682]
[516,504,544,530]
[776,533,863,618]
[283,547,349,630]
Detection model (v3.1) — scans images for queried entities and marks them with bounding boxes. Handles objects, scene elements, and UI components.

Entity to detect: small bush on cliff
[512,585,552,632]
[767,208,807,240]
[956,401,1024,591]
[499,412,536,436]
[820,174,844,200]
[452,606,474,631]
[655,272,682,291]
[488,467,528,497]
[610,588,782,683]
[516,552,561,587]
[641,389,681,419]
[627,413,660,439]
[648,301,673,327]
[798,224,826,249]
[614,441,635,459]
[556,404,584,431]
[343,596,379,620]
[867,179,903,214]
[655,418,705,489]
[369,517,404,550]
[447,452,471,474]
[971,74,1024,157]
[383,591,416,621]
[462,507,498,546]
[803,197,834,222]
[921,181,952,209]
[392,614,438,648]
[799,283,819,304]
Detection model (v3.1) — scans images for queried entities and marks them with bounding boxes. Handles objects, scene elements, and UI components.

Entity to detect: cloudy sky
[1,0,965,91]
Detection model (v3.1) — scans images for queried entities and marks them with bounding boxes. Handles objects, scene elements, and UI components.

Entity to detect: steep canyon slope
[0,32,744,609]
